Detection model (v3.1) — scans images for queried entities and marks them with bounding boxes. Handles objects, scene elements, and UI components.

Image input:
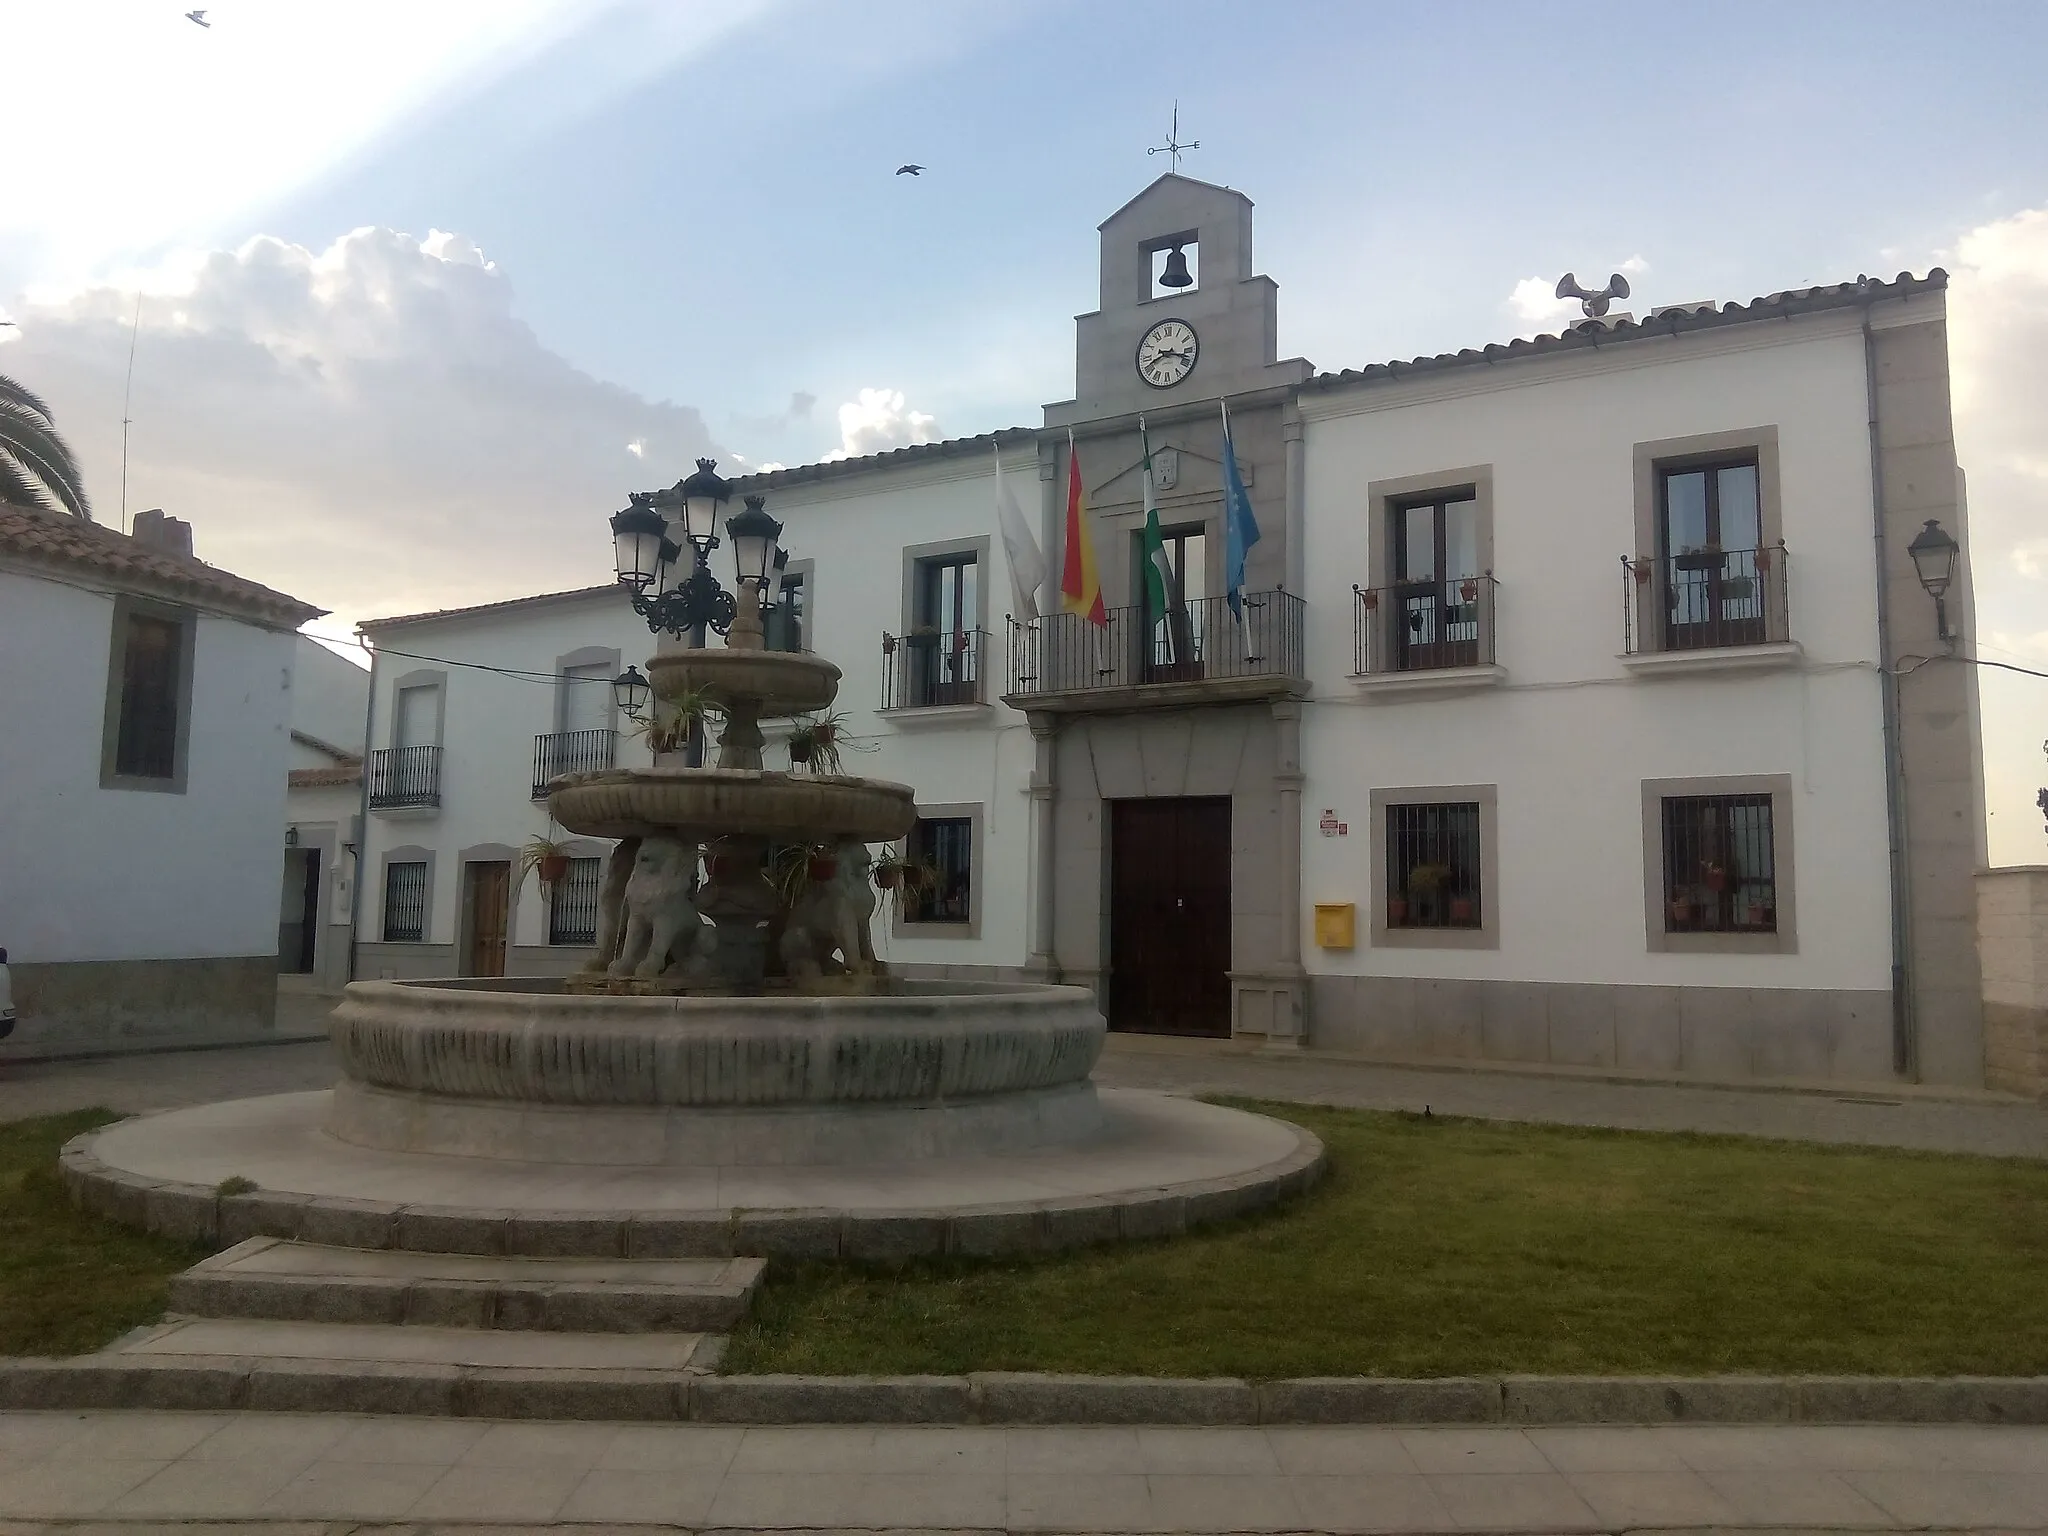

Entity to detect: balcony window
[1005,590,1305,707]
[1140,524,1207,683]
[1392,492,1481,669]
[910,552,980,705]
[368,746,441,809]
[548,856,602,945]
[882,627,988,710]
[532,729,616,798]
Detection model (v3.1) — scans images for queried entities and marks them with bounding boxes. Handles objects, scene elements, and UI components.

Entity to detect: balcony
[880,628,989,715]
[1350,574,1503,698]
[1622,544,1798,676]
[1003,591,1306,714]
[368,745,441,810]
[532,728,617,799]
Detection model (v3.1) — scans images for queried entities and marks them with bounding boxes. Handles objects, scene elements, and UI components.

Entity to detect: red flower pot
[1448,896,1474,923]
[1459,579,1479,604]
[1668,898,1694,924]
[1704,866,1728,893]
[808,857,838,882]
[537,853,569,885]
[1386,897,1408,924]
[874,867,902,889]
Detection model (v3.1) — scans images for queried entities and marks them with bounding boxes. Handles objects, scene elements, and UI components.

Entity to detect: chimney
[130,508,195,558]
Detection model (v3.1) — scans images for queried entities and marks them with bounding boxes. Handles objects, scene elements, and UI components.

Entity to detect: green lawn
[0,1110,206,1357]
[728,1100,2048,1379]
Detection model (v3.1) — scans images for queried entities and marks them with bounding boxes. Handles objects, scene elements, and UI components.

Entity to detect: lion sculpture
[779,840,878,982]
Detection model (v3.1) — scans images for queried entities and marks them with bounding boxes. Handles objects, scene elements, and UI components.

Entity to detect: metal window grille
[1006,591,1305,697]
[381,861,428,942]
[1384,802,1482,930]
[548,856,602,945]
[114,613,182,778]
[1661,794,1776,933]
[907,816,972,924]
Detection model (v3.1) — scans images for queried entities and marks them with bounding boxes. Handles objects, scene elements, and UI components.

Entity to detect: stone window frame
[770,557,815,653]
[552,646,621,737]
[100,592,198,794]
[1365,466,1497,593]
[389,667,448,750]
[1631,426,1785,654]
[890,801,984,941]
[899,535,992,636]
[1367,784,1500,951]
[378,845,436,943]
[1640,773,1798,954]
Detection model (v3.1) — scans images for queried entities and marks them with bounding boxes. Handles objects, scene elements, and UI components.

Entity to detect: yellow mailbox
[1313,902,1356,950]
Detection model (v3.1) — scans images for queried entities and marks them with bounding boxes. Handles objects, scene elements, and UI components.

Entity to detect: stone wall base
[1984,1001,2047,1101]
[1309,975,1896,1086]
[2,955,280,1061]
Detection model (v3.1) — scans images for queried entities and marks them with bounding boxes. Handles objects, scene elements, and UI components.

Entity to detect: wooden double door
[1108,797,1232,1038]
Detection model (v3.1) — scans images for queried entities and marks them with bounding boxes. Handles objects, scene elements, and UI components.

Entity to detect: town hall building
[349,173,1986,1089]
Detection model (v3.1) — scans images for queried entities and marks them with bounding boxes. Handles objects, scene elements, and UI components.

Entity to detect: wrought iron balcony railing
[367,744,441,810]
[1351,574,1498,676]
[1624,544,1789,655]
[881,628,989,710]
[1005,591,1306,700]
[531,728,617,799]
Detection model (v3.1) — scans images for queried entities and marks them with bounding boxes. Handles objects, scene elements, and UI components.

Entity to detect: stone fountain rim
[551,765,917,795]
[337,975,1096,1017]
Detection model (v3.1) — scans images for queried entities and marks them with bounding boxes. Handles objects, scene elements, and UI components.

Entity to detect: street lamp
[610,499,668,592]
[1906,518,1960,645]
[611,666,651,718]
[676,458,733,548]
[726,496,784,590]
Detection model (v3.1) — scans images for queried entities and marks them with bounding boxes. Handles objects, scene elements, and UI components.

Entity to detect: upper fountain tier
[647,646,839,720]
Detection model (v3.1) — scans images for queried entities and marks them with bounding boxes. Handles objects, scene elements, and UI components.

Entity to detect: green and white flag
[1139,416,1174,615]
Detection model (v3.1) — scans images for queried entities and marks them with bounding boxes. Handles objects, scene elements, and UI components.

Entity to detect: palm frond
[0,373,92,520]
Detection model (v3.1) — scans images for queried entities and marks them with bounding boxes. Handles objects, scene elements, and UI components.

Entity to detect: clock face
[1136,319,1199,389]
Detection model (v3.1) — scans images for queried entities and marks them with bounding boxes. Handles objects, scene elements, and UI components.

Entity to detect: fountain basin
[547,767,916,843]
[327,977,1108,1163]
[646,648,840,717]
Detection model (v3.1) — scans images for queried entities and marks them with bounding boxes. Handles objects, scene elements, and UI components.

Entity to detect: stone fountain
[65,466,1322,1262]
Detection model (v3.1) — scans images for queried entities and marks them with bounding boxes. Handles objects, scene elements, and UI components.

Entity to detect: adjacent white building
[0,505,323,1056]
[282,634,369,993]
[351,174,1985,1089]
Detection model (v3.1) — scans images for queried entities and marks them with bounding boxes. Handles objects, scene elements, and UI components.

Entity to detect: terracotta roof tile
[289,765,362,789]
[360,582,624,631]
[1303,271,1946,394]
[0,502,323,628]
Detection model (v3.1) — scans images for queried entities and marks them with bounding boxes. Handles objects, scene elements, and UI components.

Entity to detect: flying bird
[185,10,210,26]
[895,164,925,176]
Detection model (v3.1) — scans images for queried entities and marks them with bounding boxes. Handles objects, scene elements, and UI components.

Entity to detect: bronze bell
[1157,244,1194,289]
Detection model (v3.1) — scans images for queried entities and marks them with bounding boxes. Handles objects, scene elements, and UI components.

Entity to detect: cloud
[1946,205,2048,862]
[3,227,718,629]
[731,389,818,439]
[822,387,939,462]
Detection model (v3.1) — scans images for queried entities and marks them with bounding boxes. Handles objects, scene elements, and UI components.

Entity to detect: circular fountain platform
[65,977,1324,1259]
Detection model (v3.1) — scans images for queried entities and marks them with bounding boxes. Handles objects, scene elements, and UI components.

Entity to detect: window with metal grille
[381,861,428,943]
[1661,794,1776,933]
[549,857,602,945]
[906,816,972,924]
[1384,802,1482,929]
[114,612,183,779]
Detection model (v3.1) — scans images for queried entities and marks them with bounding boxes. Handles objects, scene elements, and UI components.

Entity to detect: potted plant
[872,852,907,890]
[630,683,721,756]
[518,828,572,890]
[1703,861,1729,894]
[1668,894,1695,925]
[788,711,846,775]
[1407,862,1450,895]
[1630,558,1653,586]
[1386,895,1409,924]
[1458,577,1480,604]
[906,624,942,650]
[770,843,833,907]
[1448,894,1475,923]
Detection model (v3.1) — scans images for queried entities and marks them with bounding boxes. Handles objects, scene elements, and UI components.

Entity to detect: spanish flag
[1060,429,1106,626]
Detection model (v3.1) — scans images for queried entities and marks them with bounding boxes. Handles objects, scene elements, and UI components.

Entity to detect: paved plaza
[0,1411,2045,1530]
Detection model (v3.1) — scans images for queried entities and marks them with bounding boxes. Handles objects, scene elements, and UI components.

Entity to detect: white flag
[995,446,1044,619]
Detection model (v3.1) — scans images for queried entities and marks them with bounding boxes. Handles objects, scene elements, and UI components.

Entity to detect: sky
[2,0,2044,860]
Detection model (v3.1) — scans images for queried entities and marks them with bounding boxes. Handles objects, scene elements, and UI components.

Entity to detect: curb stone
[5,1357,2047,1424]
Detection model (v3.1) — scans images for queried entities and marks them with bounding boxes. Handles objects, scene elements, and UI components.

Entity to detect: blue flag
[1220,400,1261,619]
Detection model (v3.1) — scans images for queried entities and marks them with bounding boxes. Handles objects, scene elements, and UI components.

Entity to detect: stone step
[168,1237,764,1333]
[111,1316,724,1374]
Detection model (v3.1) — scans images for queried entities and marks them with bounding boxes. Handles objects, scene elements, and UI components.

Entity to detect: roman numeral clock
[1136,318,1198,389]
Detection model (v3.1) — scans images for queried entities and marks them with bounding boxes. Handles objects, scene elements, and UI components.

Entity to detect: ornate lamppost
[610,460,793,650]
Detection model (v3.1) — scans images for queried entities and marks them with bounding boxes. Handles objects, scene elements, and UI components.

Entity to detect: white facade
[0,508,319,1056]
[348,176,1983,1088]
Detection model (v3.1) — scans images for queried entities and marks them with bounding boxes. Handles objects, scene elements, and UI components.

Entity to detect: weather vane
[1148,103,1199,175]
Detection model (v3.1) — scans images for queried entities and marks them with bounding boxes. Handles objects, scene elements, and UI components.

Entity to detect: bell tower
[1045,173,1309,428]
